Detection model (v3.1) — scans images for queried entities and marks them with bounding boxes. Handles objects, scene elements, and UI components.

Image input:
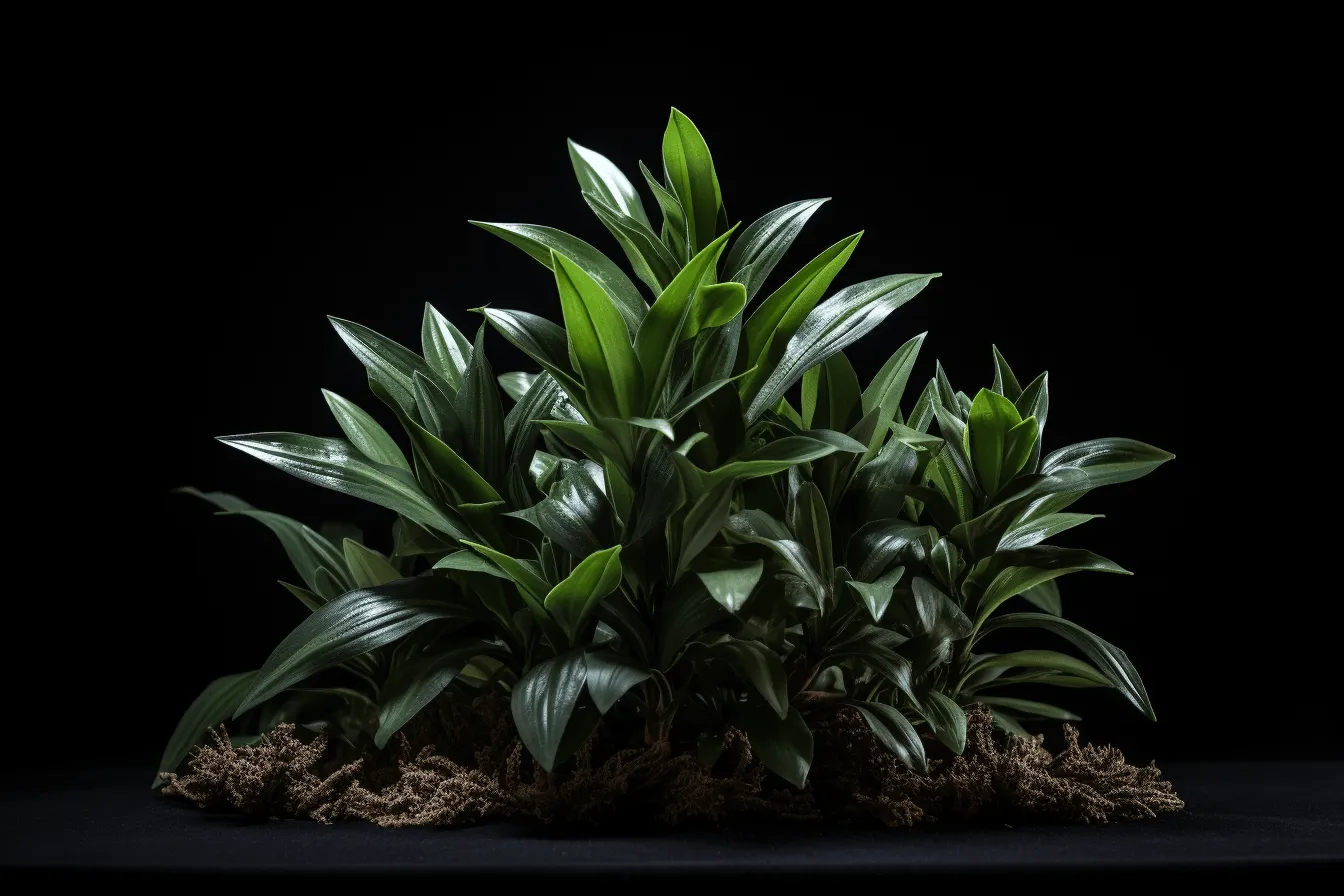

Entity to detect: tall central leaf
[662,108,723,255]
[552,251,643,419]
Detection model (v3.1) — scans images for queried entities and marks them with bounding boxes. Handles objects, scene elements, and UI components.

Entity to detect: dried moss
[160,702,1181,828]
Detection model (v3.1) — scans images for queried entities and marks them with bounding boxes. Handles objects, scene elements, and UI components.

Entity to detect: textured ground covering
[161,702,1182,828]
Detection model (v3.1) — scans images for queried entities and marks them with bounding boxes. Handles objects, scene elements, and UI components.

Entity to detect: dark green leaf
[154,671,255,788]
[702,433,863,487]
[583,650,651,714]
[974,696,1080,720]
[322,390,411,472]
[724,198,829,300]
[678,480,735,572]
[639,160,689,263]
[849,519,933,582]
[403,416,502,505]
[236,578,465,716]
[990,345,1022,402]
[850,701,926,772]
[998,513,1102,551]
[974,547,1129,625]
[329,317,430,418]
[432,550,509,579]
[585,192,680,293]
[963,650,1112,686]
[696,559,764,614]
[511,649,589,771]
[746,273,939,424]
[506,461,611,560]
[411,372,461,444]
[978,613,1155,719]
[1015,371,1050,474]
[1041,438,1175,489]
[858,332,927,464]
[421,303,473,392]
[847,565,905,622]
[374,638,502,748]
[787,481,833,575]
[218,433,468,541]
[476,307,588,411]
[469,222,646,336]
[737,701,813,788]
[453,325,506,487]
[1021,580,1062,615]
[702,637,789,719]
[743,233,862,369]
[279,581,323,612]
[920,691,967,754]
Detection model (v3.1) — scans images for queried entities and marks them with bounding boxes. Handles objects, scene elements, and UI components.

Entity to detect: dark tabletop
[2,762,1340,879]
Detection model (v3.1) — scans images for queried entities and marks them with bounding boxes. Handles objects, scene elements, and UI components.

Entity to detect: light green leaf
[567,138,651,227]
[278,581,324,611]
[966,387,1023,497]
[744,233,862,369]
[737,701,812,788]
[622,416,676,442]
[462,541,551,613]
[498,371,538,402]
[695,560,764,613]
[685,282,746,340]
[543,545,624,643]
[583,650,651,714]
[850,701,926,773]
[634,230,735,412]
[746,273,939,424]
[469,223,646,336]
[552,250,643,419]
[662,107,722,255]
[421,303,473,392]
[639,160,689,263]
[236,577,465,716]
[432,550,509,579]
[847,565,905,622]
[1002,415,1039,485]
[511,649,589,772]
[328,317,430,418]
[321,390,411,472]
[219,433,467,541]
[403,416,502,505]
[724,199,829,300]
[977,613,1155,720]
[342,539,401,588]
[154,671,256,788]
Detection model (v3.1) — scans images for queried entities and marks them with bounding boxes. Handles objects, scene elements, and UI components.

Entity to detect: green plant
[158,108,1172,791]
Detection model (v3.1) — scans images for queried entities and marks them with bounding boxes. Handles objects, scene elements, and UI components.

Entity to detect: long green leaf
[702,637,789,719]
[978,613,1155,719]
[743,233,862,369]
[746,273,939,423]
[403,416,502,505]
[858,332,927,464]
[974,696,1081,720]
[585,192,680,293]
[998,513,1102,551]
[662,108,722,255]
[154,671,256,788]
[476,307,589,411]
[919,691,967,754]
[724,199,829,300]
[964,650,1111,687]
[543,546,624,643]
[850,701,926,772]
[421,303,473,392]
[322,390,411,472]
[847,565,905,622]
[974,547,1129,625]
[511,649,589,771]
[567,139,651,227]
[552,251,644,419]
[218,433,467,541]
[991,345,1022,402]
[737,701,812,788]
[1041,437,1175,488]
[328,317,430,418]
[342,539,401,588]
[633,230,735,412]
[374,638,503,748]
[701,433,864,487]
[469,222,646,336]
[236,578,466,715]
[584,650,651,714]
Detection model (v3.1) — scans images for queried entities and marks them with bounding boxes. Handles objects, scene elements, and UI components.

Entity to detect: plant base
[160,703,1182,828]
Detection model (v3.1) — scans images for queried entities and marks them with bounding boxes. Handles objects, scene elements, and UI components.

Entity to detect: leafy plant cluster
[158,109,1172,790]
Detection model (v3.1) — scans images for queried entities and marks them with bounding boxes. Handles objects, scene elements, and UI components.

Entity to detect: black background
[62,88,1307,774]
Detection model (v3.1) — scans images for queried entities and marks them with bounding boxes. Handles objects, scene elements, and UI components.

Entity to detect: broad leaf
[219,433,468,541]
[322,390,411,472]
[543,545,624,642]
[850,701,926,773]
[476,307,588,410]
[236,578,466,715]
[1041,438,1175,488]
[744,233,862,369]
[154,671,255,788]
[919,691,967,754]
[497,371,537,402]
[584,650,652,714]
[1021,579,1062,615]
[966,388,1022,497]
[374,638,502,748]
[997,513,1102,551]
[978,613,1155,719]
[702,637,789,719]
[511,649,589,772]
[567,139,651,227]
[737,701,813,788]
[432,550,509,579]
[847,565,905,622]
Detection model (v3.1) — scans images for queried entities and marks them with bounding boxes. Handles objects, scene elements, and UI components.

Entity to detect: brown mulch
[160,700,1182,828]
